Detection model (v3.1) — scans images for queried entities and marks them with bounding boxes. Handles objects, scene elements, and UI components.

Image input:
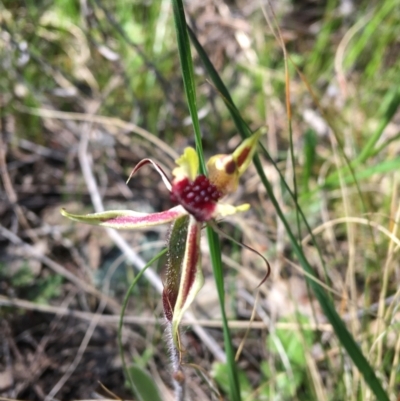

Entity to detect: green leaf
[126,364,163,401]
[276,370,303,399]
[212,362,252,400]
[1,263,34,287]
[33,274,63,304]
[269,316,313,368]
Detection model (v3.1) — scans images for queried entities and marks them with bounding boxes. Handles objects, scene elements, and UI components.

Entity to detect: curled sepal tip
[61,206,187,229]
[233,130,262,175]
[209,220,271,287]
[126,158,172,191]
[163,215,204,347]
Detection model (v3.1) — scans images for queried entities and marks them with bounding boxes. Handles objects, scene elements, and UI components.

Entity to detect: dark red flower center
[170,175,222,222]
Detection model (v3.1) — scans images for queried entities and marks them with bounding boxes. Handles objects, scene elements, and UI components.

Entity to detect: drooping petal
[61,205,187,229]
[207,131,262,195]
[172,147,199,182]
[126,158,172,191]
[171,216,203,347]
[162,215,203,347]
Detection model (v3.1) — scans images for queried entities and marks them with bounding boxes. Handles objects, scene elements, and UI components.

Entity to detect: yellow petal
[207,154,239,195]
[172,147,199,182]
[214,203,250,218]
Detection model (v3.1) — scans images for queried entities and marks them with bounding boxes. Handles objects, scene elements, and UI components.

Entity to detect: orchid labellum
[61,132,261,347]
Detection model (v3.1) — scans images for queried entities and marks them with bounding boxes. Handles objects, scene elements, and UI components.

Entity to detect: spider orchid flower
[61,132,261,346]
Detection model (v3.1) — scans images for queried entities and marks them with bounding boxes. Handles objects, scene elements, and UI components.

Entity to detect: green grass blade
[325,86,400,187]
[302,129,318,191]
[118,248,167,397]
[188,26,390,401]
[170,2,242,400]
[170,0,206,173]
[253,158,390,401]
[206,225,242,400]
[351,86,400,167]
[187,26,251,138]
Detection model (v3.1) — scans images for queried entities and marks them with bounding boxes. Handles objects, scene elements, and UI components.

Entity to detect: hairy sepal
[163,215,189,322]
[163,215,203,347]
[61,206,187,229]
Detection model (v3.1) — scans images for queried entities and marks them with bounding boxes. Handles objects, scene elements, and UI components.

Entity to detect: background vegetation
[0,0,399,400]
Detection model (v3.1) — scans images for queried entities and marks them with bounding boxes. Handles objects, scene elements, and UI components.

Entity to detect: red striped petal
[61,205,187,229]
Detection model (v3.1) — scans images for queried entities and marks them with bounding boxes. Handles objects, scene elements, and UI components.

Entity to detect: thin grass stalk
[187,25,390,401]
[118,248,167,397]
